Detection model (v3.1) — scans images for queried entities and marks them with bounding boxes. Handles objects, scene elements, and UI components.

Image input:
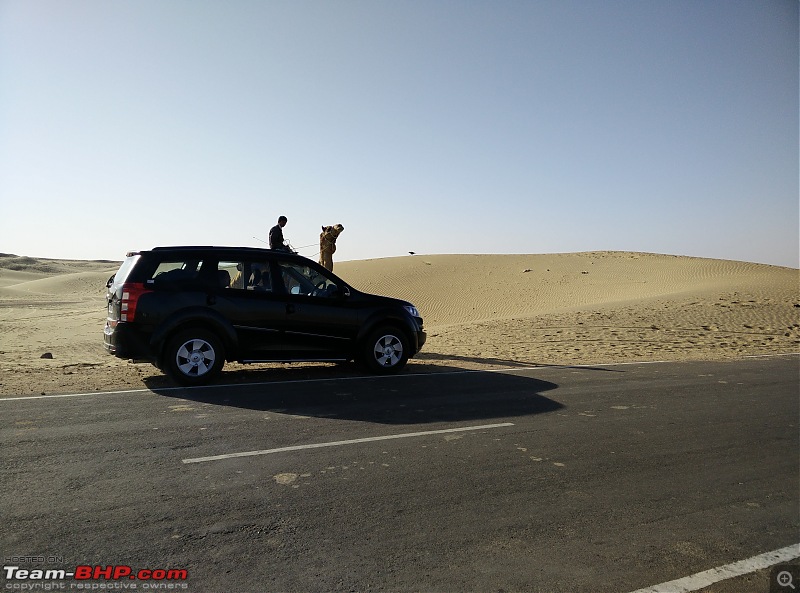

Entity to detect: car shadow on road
[145,364,563,424]
[415,351,626,373]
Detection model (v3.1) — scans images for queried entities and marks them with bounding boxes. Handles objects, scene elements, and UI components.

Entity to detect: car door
[273,258,359,358]
[209,258,287,358]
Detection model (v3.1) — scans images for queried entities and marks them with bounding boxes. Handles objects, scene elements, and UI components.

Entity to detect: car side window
[149,260,203,287]
[217,261,238,289]
[277,262,339,298]
[246,261,272,292]
[224,261,273,292]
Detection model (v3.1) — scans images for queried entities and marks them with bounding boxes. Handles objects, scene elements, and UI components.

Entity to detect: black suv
[104,246,426,385]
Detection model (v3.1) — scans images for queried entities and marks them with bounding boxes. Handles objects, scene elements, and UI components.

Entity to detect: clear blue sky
[1,0,797,267]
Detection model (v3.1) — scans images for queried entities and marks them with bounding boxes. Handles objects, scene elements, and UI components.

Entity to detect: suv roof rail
[149,246,289,252]
[151,246,234,251]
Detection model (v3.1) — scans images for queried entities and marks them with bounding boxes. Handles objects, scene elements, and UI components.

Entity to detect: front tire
[361,327,409,374]
[164,329,225,386]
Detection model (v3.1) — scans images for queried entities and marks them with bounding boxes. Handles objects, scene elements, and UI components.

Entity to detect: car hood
[350,289,415,310]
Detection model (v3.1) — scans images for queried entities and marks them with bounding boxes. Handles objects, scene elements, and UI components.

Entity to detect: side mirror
[106,275,115,288]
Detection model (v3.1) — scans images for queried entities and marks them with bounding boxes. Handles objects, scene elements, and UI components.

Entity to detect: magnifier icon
[778,570,796,589]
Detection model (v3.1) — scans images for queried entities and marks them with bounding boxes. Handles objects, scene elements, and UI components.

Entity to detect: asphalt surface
[1,356,798,593]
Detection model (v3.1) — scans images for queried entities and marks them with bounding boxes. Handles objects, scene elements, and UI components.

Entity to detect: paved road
[1,356,798,592]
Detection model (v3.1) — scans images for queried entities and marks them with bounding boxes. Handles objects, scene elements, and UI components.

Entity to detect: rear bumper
[104,321,156,361]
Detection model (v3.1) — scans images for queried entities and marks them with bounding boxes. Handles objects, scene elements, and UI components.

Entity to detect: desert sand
[0,251,797,397]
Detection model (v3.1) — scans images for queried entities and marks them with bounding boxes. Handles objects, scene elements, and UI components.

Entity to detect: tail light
[119,283,152,322]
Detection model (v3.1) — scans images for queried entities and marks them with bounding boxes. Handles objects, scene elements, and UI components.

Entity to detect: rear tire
[164,329,225,386]
[361,327,409,374]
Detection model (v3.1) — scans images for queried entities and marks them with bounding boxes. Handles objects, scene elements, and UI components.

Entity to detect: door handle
[207,295,217,305]
[286,304,296,314]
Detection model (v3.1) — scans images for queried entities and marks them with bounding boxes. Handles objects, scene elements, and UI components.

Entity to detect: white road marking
[0,388,152,401]
[628,543,800,593]
[182,422,515,464]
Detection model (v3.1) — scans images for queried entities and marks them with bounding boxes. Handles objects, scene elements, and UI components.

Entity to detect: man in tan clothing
[319,224,344,271]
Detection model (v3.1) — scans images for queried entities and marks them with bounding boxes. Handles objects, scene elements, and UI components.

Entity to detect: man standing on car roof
[269,216,289,251]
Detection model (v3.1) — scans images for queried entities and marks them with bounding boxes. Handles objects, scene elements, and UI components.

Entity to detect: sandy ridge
[339,252,797,325]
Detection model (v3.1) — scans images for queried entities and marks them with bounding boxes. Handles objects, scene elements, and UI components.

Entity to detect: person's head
[278,216,287,227]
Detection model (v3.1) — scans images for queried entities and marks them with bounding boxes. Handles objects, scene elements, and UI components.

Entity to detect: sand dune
[338,252,794,325]
[0,251,797,396]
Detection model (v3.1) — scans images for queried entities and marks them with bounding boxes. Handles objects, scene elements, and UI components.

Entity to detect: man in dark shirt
[269,216,288,250]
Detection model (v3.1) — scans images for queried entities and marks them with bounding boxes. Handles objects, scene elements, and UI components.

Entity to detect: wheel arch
[151,308,239,364]
[356,313,415,351]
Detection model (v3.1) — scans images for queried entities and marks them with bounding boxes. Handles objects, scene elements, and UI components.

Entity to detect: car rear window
[111,255,141,287]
